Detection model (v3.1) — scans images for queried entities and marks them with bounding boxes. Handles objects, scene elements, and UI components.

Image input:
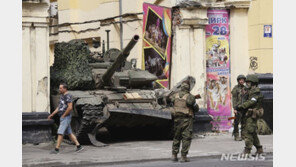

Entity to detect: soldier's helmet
[246,74,259,83]
[181,81,190,91]
[237,75,246,81]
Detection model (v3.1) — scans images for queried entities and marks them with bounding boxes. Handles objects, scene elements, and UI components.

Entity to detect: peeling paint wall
[23,1,50,113]
[171,8,208,108]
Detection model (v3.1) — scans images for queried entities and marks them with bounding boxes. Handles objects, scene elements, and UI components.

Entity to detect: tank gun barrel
[101,35,139,86]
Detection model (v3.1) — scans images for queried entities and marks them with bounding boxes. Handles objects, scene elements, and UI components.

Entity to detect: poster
[264,25,272,38]
[205,9,232,131]
[142,3,172,88]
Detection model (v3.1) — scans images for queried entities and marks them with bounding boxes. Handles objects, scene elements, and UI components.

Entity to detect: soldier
[231,75,247,141]
[170,81,199,162]
[236,74,264,155]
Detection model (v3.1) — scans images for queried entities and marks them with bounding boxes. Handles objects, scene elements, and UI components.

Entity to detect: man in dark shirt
[48,83,83,154]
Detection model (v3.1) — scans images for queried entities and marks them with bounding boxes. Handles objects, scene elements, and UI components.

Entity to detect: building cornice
[175,0,251,9]
[224,0,251,9]
[182,18,208,27]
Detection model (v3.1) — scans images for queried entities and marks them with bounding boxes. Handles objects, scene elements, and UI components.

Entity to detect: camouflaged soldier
[169,81,199,162]
[231,75,248,141]
[236,74,264,155]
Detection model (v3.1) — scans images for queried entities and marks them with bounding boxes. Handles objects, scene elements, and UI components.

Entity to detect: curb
[22,152,273,167]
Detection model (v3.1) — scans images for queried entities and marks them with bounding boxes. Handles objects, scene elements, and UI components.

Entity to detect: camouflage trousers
[244,117,261,150]
[233,111,246,138]
[172,116,193,156]
[233,111,242,136]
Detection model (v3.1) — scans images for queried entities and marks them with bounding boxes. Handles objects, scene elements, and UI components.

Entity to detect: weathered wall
[49,0,257,108]
[171,8,208,108]
[248,0,273,73]
[51,0,174,69]
[22,1,50,113]
[229,8,250,90]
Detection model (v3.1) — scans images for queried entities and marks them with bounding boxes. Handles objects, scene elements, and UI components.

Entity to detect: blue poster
[264,25,272,38]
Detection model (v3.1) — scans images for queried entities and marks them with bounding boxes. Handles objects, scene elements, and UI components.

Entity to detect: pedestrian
[231,75,248,141]
[236,74,264,155]
[48,83,83,154]
[169,81,199,162]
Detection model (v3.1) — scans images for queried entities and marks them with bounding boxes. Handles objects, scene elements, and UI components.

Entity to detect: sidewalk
[22,133,273,167]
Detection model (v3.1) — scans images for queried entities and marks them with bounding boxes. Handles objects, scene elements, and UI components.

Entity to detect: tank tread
[75,104,104,144]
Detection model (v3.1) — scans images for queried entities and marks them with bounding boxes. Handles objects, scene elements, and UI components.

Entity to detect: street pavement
[94,154,273,167]
[22,133,273,167]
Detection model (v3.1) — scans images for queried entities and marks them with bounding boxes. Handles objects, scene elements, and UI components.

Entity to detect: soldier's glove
[235,105,243,111]
[195,94,201,99]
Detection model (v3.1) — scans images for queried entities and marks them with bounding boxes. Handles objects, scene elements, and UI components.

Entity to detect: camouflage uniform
[231,75,248,140]
[170,82,199,162]
[237,74,264,154]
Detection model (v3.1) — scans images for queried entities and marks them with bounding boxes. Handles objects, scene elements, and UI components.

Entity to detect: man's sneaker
[76,146,84,153]
[50,149,59,154]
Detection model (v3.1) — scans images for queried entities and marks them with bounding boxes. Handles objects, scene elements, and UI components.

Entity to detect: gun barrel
[101,35,139,85]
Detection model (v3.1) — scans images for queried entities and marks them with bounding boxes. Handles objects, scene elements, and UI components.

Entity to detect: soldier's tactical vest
[173,93,193,116]
[246,88,264,119]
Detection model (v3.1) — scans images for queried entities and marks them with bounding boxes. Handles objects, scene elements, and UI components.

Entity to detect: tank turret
[96,35,139,88]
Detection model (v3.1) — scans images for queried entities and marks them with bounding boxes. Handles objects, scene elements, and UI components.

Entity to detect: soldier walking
[169,81,199,162]
[236,74,264,155]
[231,75,248,141]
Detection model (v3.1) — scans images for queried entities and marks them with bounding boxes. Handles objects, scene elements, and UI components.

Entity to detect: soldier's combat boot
[171,154,178,162]
[180,155,190,162]
[234,134,242,141]
[243,147,251,154]
[242,148,252,158]
[255,146,263,155]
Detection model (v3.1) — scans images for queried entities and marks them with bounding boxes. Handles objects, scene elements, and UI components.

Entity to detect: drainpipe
[105,30,110,50]
[119,0,123,50]
[102,40,105,55]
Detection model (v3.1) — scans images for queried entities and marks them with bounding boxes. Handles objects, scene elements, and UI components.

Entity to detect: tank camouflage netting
[50,40,96,90]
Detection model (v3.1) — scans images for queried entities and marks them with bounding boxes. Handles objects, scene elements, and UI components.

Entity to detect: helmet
[181,82,190,91]
[246,74,259,83]
[237,75,246,81]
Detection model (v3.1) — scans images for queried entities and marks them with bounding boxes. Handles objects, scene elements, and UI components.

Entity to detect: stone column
[225,1,251,90]
[171,8,208,108]
[35,23,50,113]
[22,23,33,113]
[171,7,212,133]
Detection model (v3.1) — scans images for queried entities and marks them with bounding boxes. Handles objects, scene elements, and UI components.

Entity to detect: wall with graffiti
[142,3,172,88]
[206,9,232,131]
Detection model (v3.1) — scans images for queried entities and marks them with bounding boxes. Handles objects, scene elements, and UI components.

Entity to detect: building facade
[248,0,273,73]
[22,0,53,144]
[49,0,267,109]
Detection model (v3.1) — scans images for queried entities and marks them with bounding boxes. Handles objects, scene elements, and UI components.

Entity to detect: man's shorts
[57,116,72,135]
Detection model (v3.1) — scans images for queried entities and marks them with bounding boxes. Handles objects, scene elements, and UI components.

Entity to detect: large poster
[206,9,232,131]
[142,3,172,88]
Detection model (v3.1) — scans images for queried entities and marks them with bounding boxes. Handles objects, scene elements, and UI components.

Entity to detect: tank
[51,35,173,146]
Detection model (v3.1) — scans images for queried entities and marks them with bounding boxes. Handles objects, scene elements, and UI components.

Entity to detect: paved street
[30,154,273,167]
[22,133,273,167]
[94,154,273,167]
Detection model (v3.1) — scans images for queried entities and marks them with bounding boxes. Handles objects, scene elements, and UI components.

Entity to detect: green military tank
[51,35,173,146]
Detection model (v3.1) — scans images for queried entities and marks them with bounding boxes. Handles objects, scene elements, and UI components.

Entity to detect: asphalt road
[59,153,273,167]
